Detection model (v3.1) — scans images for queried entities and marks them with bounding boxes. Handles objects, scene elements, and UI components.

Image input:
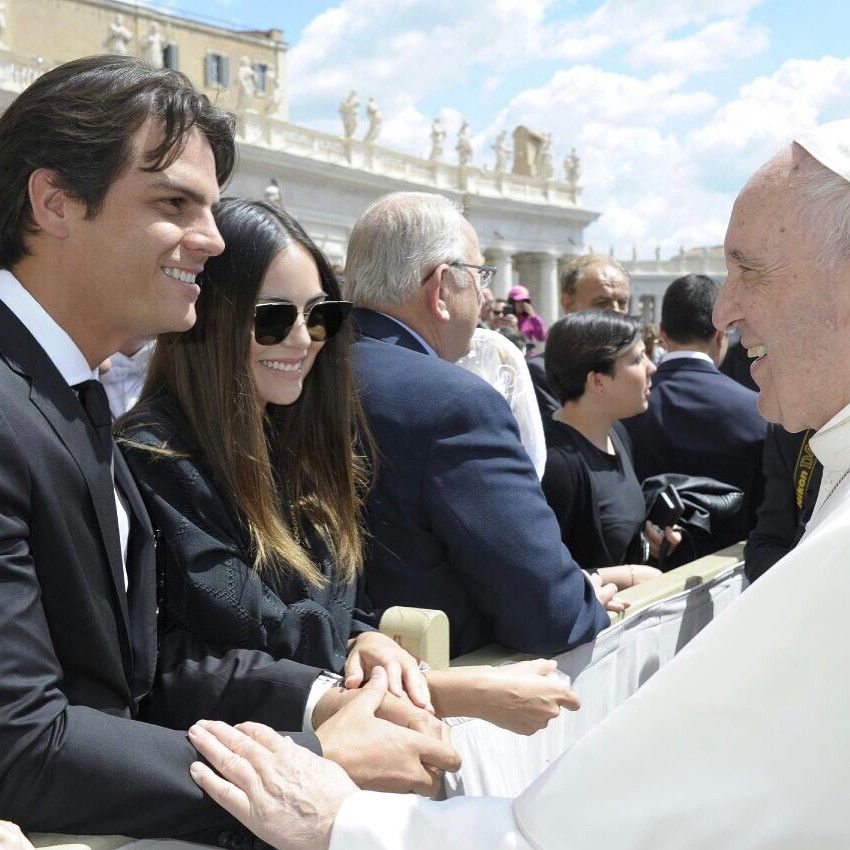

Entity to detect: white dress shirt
[0,270,130,588]
[101,340,154,418]
[660,349,714,365]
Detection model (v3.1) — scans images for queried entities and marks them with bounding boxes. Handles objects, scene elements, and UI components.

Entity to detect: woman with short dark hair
[542,310,675,585]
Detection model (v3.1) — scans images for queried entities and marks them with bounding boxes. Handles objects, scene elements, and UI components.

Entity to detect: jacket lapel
[0,304,132,667]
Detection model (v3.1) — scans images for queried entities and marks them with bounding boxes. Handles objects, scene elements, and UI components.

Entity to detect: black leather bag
[642,474,745,569]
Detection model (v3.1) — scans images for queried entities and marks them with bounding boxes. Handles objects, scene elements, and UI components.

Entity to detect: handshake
[187,659,580,849]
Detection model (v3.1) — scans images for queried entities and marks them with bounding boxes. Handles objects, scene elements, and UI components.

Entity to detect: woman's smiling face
[249,242,327,408]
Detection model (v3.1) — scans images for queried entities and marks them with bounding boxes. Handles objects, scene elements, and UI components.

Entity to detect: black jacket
[623,356,766,544]
[0,302,325,838]
[122,404,375,693]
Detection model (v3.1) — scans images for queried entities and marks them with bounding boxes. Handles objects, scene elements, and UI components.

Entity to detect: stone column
[484,247,515,298]
[535,252,560,330]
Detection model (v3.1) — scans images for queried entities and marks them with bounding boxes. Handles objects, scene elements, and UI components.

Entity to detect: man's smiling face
[63,120,224,348]
[714,146,850,432]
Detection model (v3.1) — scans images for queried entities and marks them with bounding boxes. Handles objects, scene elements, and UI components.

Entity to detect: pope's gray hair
[343,192,468,307]
[792,143,850,269]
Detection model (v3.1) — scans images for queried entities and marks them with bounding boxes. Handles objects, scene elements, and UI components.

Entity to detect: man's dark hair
[661,274,719,344]
[545,309,642,404]
[0,54,237,268]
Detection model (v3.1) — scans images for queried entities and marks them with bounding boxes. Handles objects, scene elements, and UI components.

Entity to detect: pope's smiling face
[714,146,850,432]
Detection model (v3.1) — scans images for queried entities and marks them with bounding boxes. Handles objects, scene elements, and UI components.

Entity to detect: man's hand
[588,570,630,613]
[316,666,461,795]
[344,631,432,711]
[312,683,443,740]
[429,659,581,735]
[189,720,354,850]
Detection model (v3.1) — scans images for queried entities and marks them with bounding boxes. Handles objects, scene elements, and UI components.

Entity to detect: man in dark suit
[0,56,453,838]
[622,274,766,545]
[343,192,613,658]
[527,254,632,427]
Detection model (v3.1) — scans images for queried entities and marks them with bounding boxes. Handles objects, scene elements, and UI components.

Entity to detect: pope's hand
[189,721,356,850]
[0,822,33,850]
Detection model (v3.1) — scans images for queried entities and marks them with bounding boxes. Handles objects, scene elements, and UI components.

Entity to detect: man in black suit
[622,274,766,545]
[343,192,614,658]
[0,56,454,838]
[527,254,632,426]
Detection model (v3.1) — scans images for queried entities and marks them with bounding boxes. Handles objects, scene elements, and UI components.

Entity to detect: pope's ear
[27,168,73,239]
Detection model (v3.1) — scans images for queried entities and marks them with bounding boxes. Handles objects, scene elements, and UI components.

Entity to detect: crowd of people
[0,53,846,850]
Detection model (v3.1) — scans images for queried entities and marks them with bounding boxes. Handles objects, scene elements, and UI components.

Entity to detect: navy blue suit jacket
[622,356,766,538]
[351,308,608,657]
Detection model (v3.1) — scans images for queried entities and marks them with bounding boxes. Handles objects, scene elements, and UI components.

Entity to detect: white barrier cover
[444,562,747,798]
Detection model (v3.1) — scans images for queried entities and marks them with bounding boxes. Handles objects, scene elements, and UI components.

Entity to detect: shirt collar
[809,400,850,473]
[0,269,96,386]
[660,350,714,366]
[373,311,438,357]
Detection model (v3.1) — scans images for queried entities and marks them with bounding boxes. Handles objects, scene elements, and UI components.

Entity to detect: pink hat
[508,284,530,301]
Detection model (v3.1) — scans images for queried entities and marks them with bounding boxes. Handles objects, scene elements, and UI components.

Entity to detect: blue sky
[139,0,850,258]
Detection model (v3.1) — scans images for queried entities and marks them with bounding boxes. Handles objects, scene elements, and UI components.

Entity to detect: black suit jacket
[352,308,608,658]
[0,303,316,838]
[622,356,766,541]
[526,354,560,427]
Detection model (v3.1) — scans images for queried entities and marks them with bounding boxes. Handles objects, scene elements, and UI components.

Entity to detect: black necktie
[74,379,114,463]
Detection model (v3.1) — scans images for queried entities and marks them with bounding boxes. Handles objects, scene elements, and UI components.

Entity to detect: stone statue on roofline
[493,131,510,174]
[104,15,132,56]
[339,90,359,139]
[564,147,581,202]
[236,57,256,112]
[429,117,446,161]
[264,179,282,209]
[363,97,382,144]
[0,3,9,52]
[457,120,473,168]
[141,22,165,68]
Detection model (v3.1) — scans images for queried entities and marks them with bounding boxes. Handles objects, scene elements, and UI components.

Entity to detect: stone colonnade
[483,248,580,329]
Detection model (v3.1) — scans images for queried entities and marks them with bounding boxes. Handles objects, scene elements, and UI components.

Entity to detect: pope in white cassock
[187,122,850,850]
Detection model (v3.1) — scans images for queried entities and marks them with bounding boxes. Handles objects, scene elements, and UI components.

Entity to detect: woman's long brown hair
[119,199,373,586]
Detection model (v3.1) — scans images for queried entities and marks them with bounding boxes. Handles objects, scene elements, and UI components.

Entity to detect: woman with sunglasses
[119,198,575,739]
[118,199,432,719]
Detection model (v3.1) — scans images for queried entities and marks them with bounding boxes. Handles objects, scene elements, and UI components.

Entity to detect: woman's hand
[427,659,580,735]
[645,521,682,561]
[596,564,662,590]
[344,631,432,711]
[588,570,629,613]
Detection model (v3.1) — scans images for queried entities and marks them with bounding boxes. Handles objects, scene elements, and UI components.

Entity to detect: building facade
[0,0,599,328]
[622,246,727,325]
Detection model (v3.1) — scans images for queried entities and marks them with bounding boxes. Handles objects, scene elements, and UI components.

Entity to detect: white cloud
[286,0,763,128]
[278,1,850,258]
[627,17,769,73]
[493,66,715,133]
[689,56,850,191]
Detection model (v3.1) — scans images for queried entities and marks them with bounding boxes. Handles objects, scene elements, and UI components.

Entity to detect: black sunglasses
[253,300,353,345]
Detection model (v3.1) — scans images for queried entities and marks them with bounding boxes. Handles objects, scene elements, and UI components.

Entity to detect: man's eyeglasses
[253,300,353,346]
[450,262,497,289]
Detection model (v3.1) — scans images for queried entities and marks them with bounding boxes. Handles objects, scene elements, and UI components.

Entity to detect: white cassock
[330,402,850,850]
